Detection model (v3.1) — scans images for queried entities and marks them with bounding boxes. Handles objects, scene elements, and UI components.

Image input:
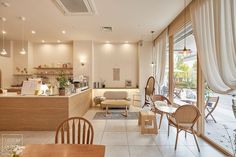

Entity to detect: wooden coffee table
[101,100,130,117]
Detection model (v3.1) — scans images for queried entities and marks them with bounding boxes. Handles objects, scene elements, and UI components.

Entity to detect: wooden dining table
[20,144,105,157]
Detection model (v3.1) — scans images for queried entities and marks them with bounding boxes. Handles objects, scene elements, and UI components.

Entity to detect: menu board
[21,80,40,95]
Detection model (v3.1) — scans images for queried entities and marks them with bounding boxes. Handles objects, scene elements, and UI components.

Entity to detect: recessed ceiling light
[31,30,36,34]
[62,30,66,34]
[0,17,6,22]
[19,16,26,21]
[125,41,129,44]
[41,40,45,43]
[2,30,6,34]
[1,2,10,7]
[105,41,110,44]
[57,40,61,43]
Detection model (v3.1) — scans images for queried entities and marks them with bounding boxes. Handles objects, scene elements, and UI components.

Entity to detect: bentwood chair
[151,95,172,129]
[168,105,201,152]
[142,76,155,108]
[55,117,94,144]
[205,96,219,123]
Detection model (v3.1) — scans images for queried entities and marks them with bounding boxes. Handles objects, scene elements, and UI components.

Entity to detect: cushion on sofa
[103,91,128,100]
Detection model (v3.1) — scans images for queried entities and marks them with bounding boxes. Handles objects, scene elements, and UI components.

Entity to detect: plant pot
[59,88,65,96]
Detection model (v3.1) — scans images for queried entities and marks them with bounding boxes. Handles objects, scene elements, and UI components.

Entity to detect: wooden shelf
[13,74,33,76]
[34,67,73,70]
[34,73,73,76]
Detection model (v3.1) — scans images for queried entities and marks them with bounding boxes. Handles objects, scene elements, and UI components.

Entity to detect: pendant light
[0,17,7,55]
[150,30,156,77]
[19,16,26,55]
[182,0,191,55]
[151,30,155,67]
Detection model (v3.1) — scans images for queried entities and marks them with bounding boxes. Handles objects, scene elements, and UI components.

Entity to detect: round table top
[154,101,177,114]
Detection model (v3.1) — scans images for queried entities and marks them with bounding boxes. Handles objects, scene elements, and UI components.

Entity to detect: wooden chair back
[145,76,155,95]
[174,105,201,127]
[151,95,171,105]
[55,117,94,144]
[206,96,219,108]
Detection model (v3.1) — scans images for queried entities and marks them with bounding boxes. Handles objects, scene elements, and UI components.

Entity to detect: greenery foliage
[56,71,68,89]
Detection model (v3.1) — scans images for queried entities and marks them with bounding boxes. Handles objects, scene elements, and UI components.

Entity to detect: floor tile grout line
[125,120,131,157]
[99,119,107,144]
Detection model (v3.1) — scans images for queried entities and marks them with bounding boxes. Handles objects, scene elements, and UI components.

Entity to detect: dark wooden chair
[205,96,219,123]
[55,117,94,144]
[168,105,201,152]
[142,76,155,108]
[151,95,172,129]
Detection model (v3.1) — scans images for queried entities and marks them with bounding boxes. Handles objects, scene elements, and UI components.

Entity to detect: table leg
[106,105,108,117]
[105,105,111,117]
[121,106,128,117]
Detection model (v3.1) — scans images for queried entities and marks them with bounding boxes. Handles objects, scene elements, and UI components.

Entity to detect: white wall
[93,42,138,88]
[138,41,153,105]
[0,40,13,88]
[33,43,73,68]
[73,41,93,87]
[28,42,34,72]
[13,41,28,73]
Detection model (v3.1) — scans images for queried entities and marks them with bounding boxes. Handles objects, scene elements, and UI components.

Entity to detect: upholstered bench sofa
[101,91,131,116]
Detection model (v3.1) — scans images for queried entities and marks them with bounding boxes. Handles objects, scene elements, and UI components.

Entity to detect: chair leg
[175,128,179,150]
[209,113,217,123]
[192,132,200,152]
[159,113,163,129]
[185,131,187,138]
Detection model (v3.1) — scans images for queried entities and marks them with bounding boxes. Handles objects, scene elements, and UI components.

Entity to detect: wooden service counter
[0,89,92,131]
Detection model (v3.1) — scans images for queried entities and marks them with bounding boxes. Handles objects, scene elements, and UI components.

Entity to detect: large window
[204,86,236,155]
[173,24,197,106]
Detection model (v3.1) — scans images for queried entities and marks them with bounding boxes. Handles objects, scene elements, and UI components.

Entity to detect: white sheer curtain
[154,29,168,94]
[190,0,236,93]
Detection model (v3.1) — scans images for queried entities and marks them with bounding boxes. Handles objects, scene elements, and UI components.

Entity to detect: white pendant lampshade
[0,48,7,55]
[19,48,26,55]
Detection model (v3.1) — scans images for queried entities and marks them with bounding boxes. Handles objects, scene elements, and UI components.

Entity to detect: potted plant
[57,71,68,96]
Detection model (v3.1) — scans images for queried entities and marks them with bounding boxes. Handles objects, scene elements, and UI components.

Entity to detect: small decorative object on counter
[101,79,106,88]
[57,71,69,96]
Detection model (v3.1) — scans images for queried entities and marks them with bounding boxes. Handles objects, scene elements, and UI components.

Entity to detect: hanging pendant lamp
[19,16,26,55]
[150,30,155,67]
[0,17,7,55]
[182,0,191,55]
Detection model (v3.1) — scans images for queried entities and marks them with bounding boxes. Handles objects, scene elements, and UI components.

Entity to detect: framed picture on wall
[113,68,120,81]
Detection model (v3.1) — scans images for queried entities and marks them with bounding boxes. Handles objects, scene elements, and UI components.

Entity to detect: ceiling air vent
[54,0,96,15]
[101,26,112,32]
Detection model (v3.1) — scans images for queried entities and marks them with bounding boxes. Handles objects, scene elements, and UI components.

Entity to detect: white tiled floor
[0,106,226,157]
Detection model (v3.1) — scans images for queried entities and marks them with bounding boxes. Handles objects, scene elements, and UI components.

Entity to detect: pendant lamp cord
[22,19,24,50]
[2,20,4,50]
[184,0,186,48]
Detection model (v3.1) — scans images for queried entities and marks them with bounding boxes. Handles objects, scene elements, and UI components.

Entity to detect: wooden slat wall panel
[0,97,68,131]
[68,89,92,117]
[0,89,92,131]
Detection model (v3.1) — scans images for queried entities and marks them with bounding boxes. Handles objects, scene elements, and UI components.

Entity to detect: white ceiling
[0,0,191,43]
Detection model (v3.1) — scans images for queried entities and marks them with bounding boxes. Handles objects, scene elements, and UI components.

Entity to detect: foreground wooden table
[20,144,105,157]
